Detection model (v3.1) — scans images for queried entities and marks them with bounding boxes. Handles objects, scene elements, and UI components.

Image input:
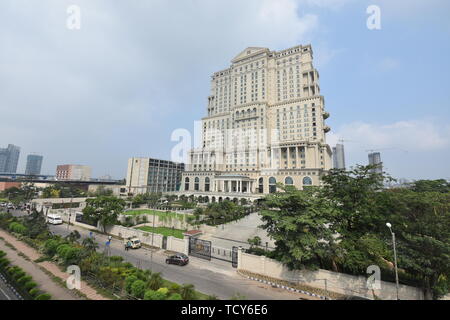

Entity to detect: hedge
[0,250,51,300]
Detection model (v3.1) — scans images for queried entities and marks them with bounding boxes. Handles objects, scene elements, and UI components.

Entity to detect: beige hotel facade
[181,45,332,202]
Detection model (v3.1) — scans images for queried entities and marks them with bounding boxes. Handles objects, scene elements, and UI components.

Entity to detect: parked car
[165,253,189,266]
[124,237,141,249]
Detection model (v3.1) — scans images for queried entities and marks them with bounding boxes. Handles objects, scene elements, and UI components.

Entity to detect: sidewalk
[0,229,109,300]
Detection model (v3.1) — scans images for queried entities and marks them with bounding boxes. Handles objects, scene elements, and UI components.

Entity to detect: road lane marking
[0,286,12,300]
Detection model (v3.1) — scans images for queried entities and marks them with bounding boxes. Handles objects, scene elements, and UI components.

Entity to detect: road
[0,276,20,301]
[11,210,311,300]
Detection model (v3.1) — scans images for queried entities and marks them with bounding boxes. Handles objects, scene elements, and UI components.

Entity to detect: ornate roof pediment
[231,47,268,63]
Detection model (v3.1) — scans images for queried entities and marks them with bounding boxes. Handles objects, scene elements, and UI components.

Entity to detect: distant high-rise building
[56,164,91,181]
[368,152,383,174]
[0,144,21,173]
[25,154,43,175]
[332,144,346,169]
[126,158,185,194]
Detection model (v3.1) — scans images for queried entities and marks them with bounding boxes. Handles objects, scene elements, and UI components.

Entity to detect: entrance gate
[188,237,211,261]
[188,238,238,268]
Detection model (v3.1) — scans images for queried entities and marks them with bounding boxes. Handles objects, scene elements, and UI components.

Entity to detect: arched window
[205,177,210,192]
[269,177,277,193]
[194,177,200,191]
[184,177,190,191]
[303,176,313,186]
[285,177,293,185]
[258,177,264,194]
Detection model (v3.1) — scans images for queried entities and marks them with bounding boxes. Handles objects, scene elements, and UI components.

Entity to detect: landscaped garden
[0,209,214,300]
[136,226,186,239]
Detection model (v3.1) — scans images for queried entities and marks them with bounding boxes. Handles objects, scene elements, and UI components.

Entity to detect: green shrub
[43,239,61,256]
[12,270,26,281]
[168,283,181,295]
[56,243,81,265]
[167,293,183,300]
[9,222,27,234]
[144,289,166,300]
[131,280,146,299]
[18,275,32,285]
[24,281,37,290]
[0,257,9,268]
[29,288,40,297]
[35,293,51,300]
[0,251,6,258]
[125,275,138,294]
[156,287,169,297]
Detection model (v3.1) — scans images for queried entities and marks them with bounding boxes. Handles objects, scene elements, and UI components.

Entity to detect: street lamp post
[386,222,400,300]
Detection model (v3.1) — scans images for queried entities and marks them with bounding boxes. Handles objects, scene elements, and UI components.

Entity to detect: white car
[47,214,63,225]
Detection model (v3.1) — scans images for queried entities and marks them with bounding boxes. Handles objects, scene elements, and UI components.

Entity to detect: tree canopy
[82,196,125,233]
[259,166,450,299]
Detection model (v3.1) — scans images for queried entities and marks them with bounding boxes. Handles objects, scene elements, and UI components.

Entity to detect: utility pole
[386,222,400,300]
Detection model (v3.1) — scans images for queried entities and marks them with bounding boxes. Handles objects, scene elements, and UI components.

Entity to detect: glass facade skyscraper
[25,154,43,175]
[0,144,20,173]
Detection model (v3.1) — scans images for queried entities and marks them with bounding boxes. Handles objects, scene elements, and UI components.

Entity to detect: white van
[47,214,63,225]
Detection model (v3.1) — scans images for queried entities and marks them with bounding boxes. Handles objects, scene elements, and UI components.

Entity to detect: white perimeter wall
[238,251,425,300]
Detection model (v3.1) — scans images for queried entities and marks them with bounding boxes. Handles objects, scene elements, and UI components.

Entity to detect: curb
[238,271,330,300]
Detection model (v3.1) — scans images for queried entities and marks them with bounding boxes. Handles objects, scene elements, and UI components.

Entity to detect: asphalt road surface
[10,210,310,300]
[0,276,20,301]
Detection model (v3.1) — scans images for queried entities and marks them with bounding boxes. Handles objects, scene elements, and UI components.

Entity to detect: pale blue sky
[0,0,449,180]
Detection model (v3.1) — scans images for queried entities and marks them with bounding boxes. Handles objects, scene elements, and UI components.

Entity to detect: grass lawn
[136,226,186,239]
[123,209,193,221]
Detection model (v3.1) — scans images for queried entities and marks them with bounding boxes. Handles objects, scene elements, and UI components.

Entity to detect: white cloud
[329,119,450,152]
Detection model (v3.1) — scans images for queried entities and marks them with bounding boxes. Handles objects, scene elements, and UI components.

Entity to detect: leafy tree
[247,236,262,249]
[373,189,450,299]
[23,210,49,239]
[409,179,450,193]
[260,185,335,270]
[82,196,125,233]
[3,183,38,205]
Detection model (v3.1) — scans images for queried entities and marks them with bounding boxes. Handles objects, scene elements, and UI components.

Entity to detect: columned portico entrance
[214,175,255,194]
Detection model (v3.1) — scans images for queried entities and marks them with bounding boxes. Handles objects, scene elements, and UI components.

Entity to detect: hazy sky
[1,0,449,180]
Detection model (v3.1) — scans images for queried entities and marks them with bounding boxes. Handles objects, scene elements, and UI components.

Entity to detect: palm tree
[82,237,99,252]
[148,272,163,290]
[180,284,196,300]
[65,230,81,243]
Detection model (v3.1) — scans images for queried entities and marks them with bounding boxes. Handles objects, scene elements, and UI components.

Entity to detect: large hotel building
[181,45,332,201]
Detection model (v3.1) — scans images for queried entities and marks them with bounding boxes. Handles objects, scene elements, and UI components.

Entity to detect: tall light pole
[386,222,400,300]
